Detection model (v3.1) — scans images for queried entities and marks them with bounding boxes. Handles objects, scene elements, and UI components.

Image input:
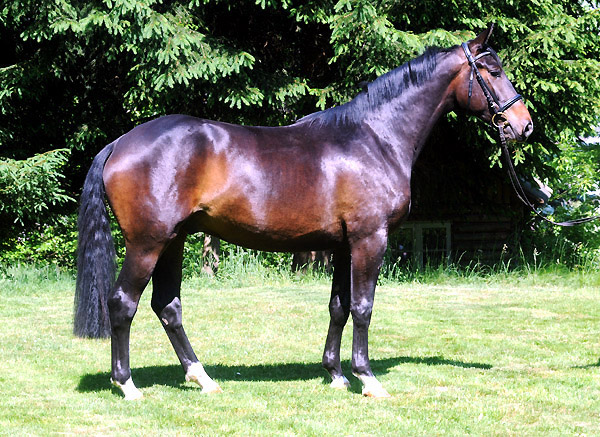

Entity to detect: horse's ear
[468,23,494,51]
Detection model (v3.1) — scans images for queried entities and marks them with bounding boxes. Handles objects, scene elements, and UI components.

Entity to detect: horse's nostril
[523,121,533,139]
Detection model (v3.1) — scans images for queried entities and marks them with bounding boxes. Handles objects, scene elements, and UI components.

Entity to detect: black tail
[73,142,116,338]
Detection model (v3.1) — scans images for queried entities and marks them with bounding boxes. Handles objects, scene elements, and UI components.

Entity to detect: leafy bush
[0,149,73,226]
[181,233,293,279]
[0,214,78,268]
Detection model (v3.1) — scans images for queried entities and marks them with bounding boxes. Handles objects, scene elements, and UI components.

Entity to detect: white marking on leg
[330,375,351,390]
[111,377,143,400]
[186,362,223,393]
[353,374,391,398]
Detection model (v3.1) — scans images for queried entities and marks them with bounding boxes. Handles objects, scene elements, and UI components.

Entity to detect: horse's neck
[364,53,460,174]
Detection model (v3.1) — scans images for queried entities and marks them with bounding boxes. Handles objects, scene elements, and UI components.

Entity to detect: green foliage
[0,148,74,270]
[0,215,78,268]
[0,149,73,226]
[1,0,599,265]
[181,233,293,279]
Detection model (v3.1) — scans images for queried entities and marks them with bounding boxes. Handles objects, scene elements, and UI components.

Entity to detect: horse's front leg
[349,230,391,398]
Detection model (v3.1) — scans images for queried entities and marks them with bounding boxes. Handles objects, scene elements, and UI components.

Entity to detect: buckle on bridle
[492,111,507,128]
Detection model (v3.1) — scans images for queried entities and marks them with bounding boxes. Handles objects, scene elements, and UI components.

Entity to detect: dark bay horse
[74,25,532,399]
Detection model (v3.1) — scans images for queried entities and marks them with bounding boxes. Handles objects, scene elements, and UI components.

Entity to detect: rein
[498,127,600,226]
[462,43,600,227]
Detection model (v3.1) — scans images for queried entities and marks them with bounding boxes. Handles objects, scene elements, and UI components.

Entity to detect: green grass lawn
[1,265,600,435]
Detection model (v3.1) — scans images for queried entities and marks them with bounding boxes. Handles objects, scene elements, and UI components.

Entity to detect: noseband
[461,43,523,128]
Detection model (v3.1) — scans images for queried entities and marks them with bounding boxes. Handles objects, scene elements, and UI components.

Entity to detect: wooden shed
[389,125,531,267]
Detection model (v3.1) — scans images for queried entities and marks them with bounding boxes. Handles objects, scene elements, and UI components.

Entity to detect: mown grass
[1,263,599,435]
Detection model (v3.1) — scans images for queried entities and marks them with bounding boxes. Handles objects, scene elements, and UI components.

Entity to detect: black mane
[297,47,452,127]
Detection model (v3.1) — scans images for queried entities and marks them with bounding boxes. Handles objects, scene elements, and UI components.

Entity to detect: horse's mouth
[503,121,533,143]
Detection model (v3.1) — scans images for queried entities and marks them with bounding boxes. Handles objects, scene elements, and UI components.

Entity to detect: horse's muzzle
[505,119,533,142]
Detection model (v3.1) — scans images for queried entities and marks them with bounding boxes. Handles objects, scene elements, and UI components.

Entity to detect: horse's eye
[490,71,502,78]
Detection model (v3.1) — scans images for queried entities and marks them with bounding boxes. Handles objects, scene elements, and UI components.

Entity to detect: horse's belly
[185,206,343,252]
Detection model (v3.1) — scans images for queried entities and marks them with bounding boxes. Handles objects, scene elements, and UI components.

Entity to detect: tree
[0,149,72,226]
[1,0,599,263]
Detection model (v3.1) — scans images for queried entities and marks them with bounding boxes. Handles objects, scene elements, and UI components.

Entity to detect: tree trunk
[201,234,221,276]
[291,251,332,274]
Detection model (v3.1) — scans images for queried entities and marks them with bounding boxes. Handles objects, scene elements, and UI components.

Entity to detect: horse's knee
[350,304,372,330]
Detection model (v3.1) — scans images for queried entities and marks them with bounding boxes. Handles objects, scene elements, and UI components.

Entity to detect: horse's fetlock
[322,352,337,373]
[352,363,373,379]
[111,367,132,386]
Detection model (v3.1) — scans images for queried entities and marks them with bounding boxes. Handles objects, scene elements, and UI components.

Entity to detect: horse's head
[454,24,533,142]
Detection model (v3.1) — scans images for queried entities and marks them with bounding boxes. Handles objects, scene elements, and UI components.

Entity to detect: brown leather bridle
[461,42,523,128]
[462,42,600,226]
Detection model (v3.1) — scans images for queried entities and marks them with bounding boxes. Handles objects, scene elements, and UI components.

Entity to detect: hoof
[111,377,143,401]
[201,383,223,394]
[330,375,351,390]
[362,385,391,398]
[354,374,391,398]
[124,390,144,401]
[186,362,222,394]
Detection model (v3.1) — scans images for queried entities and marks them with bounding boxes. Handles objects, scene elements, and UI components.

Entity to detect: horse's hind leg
[322,248,352,389]
[151,233,222,393]
[109,245,162,400]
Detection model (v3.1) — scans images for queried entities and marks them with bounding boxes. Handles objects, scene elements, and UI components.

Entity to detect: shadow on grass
[572,358,600,369]
[77,355,492,395]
